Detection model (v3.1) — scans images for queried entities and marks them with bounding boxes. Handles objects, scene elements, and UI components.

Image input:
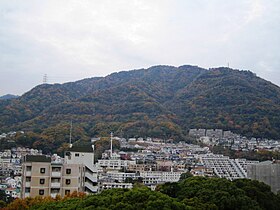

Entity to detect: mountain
[0,94,19,100]
[0,65,280,152]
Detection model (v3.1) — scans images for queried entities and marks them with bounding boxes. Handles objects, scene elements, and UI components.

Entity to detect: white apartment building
[100,182,133,191]
[104,171,138,183]
[96,153,136,171]
[200,154,258,180]
[140,171,182,185]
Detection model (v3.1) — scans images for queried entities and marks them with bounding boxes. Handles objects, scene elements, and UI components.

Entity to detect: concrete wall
[248,162,280,193]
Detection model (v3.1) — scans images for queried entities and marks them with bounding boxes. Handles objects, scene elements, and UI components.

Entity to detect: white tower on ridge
[110,132,113,158]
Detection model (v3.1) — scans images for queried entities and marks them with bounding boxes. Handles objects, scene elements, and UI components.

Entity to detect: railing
[51,172,62,177]
[51,193,59,198]
[85,171,98,182]
[25,171,31,176]
[51,182,61,188]
[84,182,98,193]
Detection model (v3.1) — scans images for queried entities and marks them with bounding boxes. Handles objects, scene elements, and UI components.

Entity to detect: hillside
[0,65,280,152]
[0,94,19,100]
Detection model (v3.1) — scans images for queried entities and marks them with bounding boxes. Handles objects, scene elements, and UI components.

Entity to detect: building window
[52,167,61,172]
[75,153,79,157]
[26,177,31,182]
[40,168,45,174]
[40,179,45,184]
[25,188,30,193]
[66,169,71,174]
[39,189,44,195]
[26,166,32,171]
[66,179,71,185]
[65,190,70,195]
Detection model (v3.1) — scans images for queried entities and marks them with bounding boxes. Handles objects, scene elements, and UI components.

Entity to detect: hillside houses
[0,130,278,199]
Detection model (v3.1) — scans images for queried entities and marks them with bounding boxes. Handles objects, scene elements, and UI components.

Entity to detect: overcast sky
[0,0,280,95]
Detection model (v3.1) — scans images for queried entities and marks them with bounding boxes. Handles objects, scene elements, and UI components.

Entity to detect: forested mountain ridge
[0,94,19,100]
[0,65,280,152]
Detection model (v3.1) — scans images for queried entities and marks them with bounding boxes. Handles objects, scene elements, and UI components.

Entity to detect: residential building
[100,182,133,191]
[199,154,256,180]
[21,145,98,198]
[247,161,280,193]
[140,171,182,185]
[96,153,136,171]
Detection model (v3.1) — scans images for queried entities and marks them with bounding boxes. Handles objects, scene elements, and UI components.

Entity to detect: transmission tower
[43,74,48,84]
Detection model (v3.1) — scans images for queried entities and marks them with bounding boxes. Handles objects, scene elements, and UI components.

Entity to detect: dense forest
[0,94,19,100]
[1,65,280,153]
[2,176,280,210]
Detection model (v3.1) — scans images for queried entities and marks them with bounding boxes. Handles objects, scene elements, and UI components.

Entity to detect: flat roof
[23,155,51,163]
[66,145,94,153]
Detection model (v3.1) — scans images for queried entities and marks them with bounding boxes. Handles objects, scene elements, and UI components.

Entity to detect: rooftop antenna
[69,120,73,148]
[110,132,113,157]
[91,145,95,164]
[43,74,48,84]
[227,62,230,68]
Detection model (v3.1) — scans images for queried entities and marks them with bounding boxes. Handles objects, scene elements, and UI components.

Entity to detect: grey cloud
[0,0,279,95]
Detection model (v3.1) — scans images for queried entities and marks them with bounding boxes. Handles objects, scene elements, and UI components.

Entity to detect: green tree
[179,172,193,181]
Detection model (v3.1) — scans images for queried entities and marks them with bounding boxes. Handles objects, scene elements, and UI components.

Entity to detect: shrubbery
[3,177,280,210]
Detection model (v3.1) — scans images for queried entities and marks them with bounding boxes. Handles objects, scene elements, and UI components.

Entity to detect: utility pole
[69,120,73,148]
[110,132,113,158]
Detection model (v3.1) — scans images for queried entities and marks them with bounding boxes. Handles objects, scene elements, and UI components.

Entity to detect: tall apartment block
[247,161,280,193]
[21,146,98,198]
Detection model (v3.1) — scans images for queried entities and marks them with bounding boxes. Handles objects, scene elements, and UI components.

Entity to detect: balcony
[51,193,59,198]
[51,172,61,177]
[25,171,31,176]
[84,182,98,193]
[85,171,98,182]
[51,182,61,188]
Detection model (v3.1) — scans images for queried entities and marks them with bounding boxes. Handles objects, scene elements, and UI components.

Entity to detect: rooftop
[66,145,94,153]
[23,155,51,163]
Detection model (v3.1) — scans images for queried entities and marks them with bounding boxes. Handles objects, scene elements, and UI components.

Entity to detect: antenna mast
[69,120,73,148]
[110,132,113,158]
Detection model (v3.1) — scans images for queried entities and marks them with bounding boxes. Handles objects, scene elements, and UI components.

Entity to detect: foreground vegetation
[3,176,280,210]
